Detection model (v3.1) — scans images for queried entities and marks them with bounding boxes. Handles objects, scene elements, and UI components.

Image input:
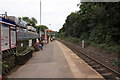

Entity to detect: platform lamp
[40,0,41,26]
[39,0,42,40]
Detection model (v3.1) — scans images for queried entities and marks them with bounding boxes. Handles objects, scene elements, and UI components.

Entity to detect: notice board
[1,24,10,51]
[10,27,16,48]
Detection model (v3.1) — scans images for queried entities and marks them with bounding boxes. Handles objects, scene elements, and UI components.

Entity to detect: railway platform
[7,40,104,79]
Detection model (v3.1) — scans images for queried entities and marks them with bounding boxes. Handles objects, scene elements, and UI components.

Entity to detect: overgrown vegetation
[59,2,120,53]
[62,37,120,53]
[110,58,120,66]
[16,46,35,56]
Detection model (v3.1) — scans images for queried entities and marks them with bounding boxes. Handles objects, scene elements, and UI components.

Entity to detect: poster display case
[1,24,10,51]
[0,17,16,51]
[10,26,16,48]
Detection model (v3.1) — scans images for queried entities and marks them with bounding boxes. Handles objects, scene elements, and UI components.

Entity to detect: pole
[49,24,51,42]
[82,40,85,48]
[44,29,48,44]
[39,0,42,40]
[40,0,41,25]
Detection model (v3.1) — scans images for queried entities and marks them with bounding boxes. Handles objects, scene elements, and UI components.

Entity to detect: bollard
[82,40,85,48]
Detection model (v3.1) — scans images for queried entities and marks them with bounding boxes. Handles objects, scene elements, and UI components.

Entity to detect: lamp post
[44,29,48,44]
[39,0,42,40]
[49,24,51,42]
[40,0,41,25]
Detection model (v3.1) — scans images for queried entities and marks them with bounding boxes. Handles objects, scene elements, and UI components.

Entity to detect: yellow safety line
[57,41,82,78]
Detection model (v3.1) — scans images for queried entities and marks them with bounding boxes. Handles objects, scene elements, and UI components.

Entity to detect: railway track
[60,40,120,80]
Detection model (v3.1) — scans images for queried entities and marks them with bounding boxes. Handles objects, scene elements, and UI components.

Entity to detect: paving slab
[7,40,104,79]
[57,41,103,78]
[7,41,73,78]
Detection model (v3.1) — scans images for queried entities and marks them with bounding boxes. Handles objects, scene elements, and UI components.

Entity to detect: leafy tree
[59,2,120,45]
[21,17,37,27]
[35,25,48,32]
[30,17,37,27]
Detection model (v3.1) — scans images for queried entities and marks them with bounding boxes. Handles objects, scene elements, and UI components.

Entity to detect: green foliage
[59,2,120,53]
[90,43,120,53]
[63,37,81,43]
[107,45,120,53]
[35,25,48,32]
[90,43,108,48]
[2,61,9,68]
[17,46,35,56]
[21,17,37,27]
[111,58,120,67]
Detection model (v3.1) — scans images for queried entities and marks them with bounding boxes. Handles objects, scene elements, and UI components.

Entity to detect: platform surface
[7,40,104,78]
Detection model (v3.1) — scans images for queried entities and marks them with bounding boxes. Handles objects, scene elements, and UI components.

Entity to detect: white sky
[0,0,80,31]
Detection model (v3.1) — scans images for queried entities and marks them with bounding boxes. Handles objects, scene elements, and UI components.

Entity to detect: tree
[35,25,48,32]
[59,2,120,45]
[21,17,37,27]
[30,17,37,27]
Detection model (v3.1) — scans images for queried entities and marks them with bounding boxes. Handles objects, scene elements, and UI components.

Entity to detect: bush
[16,46,35,56]
[62,37,120,53]
[107,45,120,53]
[63,37,81,43]
[90,43,120,53]
[111,58,120,67]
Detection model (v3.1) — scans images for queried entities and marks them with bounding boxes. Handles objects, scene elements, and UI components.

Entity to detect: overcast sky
[0,0,80,31]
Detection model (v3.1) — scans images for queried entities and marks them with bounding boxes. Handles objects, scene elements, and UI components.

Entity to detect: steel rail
[61,40,120,79]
